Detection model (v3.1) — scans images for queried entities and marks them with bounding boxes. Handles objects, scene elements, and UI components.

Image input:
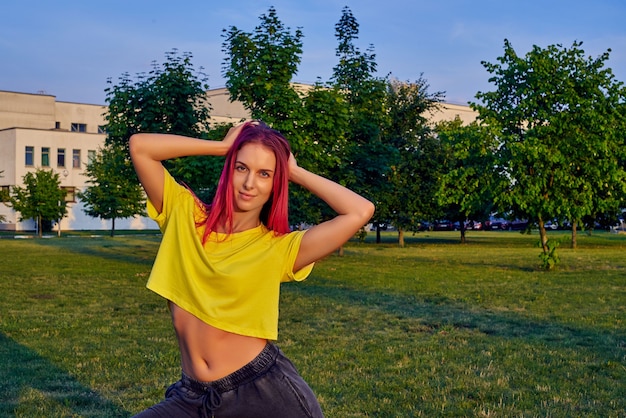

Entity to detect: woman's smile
[238,191,256,201]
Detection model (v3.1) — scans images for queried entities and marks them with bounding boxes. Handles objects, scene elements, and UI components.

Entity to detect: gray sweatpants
[133,343,324,418]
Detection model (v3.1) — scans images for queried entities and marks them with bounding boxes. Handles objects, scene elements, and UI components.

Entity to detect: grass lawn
[0,230,624,417]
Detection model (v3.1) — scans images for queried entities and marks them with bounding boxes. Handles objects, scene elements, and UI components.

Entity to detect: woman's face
[232,142,276,215]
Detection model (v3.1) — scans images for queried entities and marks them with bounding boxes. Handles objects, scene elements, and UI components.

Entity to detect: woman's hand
[221,122,246,151]
[288,152,299,181]
[222,120,260,153]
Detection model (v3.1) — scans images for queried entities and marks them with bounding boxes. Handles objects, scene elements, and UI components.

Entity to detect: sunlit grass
[0,230,624,417]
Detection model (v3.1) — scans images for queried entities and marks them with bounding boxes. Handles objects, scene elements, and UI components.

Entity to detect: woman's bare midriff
[169,302,268,382]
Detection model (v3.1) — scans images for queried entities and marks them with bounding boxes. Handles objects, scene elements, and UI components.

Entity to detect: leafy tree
[436,118,503,243]
[473,40,626,260]
[298,85,350,178]
[331,6,387,148]
[103,49,216,210]
[222,6,303,134]
[332,6,377,97]
[291,84,350,226]
[169,125,232,203]
[331,6,393,242]
[77,144,146,237]
[9,169,67,237]
[105,49,211,151]
[381,78,445,246]
[222,7,349,228]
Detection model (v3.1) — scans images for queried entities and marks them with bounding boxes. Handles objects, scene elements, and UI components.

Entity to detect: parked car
[611,218,625,232]
[370,222,395,231]
[417,221,431,231]
[508,219,529,231]
[544,220,558,230]
[484,217,509,231]
[433,220,459,231]
[465,220,482,230]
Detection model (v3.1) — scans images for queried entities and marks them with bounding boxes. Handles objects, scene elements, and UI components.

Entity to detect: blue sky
[2,0,625,106]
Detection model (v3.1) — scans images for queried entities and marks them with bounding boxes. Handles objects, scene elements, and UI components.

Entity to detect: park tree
[473,40,626,263]
[291,84,351,226]
[332,7,378,99]
[77,143,146,237]
[222,6,303,135]
[105,49,211,150]
[436,118,503,243]
[103,49,218,210]
[331,6,394,242]
[222,7,351,228]
[9,169,67,237]
[382,77,444,246]
[169,124,234,203]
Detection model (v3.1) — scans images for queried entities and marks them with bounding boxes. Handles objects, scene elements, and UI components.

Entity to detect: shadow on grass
[0,332,130,417]
[288,276,626,356]
[364,234,464,246]
[31,235,160,267]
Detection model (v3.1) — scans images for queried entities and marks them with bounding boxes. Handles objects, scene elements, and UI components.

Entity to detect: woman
[130,121,374,417]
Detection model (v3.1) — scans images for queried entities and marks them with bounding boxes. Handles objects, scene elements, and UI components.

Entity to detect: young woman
[130,121,374,417]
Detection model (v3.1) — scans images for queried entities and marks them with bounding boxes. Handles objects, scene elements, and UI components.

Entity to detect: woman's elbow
[129,133,146,159]
[361,200,376,223]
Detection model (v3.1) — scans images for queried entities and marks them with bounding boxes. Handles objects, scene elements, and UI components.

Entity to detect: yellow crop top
[146,169,314,340]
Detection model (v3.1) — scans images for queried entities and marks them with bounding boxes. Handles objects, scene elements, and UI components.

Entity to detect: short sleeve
[283,230,315,282]
[292,262,315,282]
[147,168,189,231]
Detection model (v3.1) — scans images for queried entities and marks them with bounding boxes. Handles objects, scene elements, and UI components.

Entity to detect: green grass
[1,230,625,417]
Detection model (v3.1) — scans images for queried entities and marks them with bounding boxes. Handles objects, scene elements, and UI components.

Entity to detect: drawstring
[185,344,277,417]
[200,386,222,418]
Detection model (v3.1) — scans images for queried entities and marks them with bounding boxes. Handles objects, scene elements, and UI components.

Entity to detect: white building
[0,88,477,232]
[0,91,119,231]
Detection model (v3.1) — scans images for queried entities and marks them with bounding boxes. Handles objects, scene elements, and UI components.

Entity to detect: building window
[88,150,96,163]
[57,148,66,167]
[62,187,76,203]
[41,147,50,167]
[55,121,61,129]
[97,125,107,134]
[25,146,34,166]
[73,149,81,168]
[71,123,87,132]
[0,185,10,202]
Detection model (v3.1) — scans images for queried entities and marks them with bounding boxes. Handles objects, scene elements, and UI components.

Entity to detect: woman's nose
[243,173,254,190]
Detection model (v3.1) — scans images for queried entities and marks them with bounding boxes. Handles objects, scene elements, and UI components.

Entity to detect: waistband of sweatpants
[181,342,279,394]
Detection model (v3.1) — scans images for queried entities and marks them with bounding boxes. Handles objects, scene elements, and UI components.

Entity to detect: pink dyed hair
[198,121,291,243]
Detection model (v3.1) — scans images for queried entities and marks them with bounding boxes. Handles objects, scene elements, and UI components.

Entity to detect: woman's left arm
[289,154,375,271]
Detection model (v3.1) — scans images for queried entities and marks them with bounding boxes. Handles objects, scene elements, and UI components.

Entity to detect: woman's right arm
[129,125,244,212]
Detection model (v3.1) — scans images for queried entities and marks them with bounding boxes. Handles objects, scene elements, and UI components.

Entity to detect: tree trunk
[38,215,43,238]
[110,217,116,237]
[398,228,405,248]
[538,219,548,253]
[376,224,381,243]
[571,221,578,249]
[460,222,466,244]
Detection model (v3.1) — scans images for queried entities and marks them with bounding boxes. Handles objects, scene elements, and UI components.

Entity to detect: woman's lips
[239,191,255,201]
